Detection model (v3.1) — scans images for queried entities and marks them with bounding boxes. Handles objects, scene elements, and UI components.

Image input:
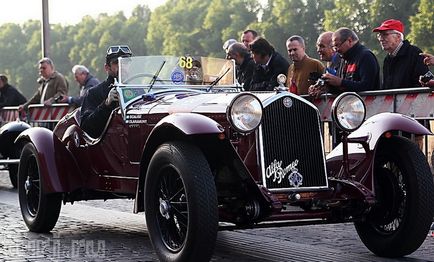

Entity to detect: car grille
[259,95,328,191]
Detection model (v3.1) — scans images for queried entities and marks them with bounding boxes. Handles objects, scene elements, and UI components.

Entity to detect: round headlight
[331,92,366,132]
[227,94,263,133]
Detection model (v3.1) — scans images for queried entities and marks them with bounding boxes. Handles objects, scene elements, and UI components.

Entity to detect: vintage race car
[16,55,434,262]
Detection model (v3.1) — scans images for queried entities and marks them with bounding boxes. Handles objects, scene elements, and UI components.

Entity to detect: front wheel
[144,141,218,262]
[18,142,62,232]
[355,136,434,257]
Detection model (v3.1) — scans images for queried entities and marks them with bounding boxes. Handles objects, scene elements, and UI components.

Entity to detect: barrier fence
[1,88,433,169]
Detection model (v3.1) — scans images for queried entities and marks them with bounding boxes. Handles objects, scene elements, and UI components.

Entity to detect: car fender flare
[327,112,431,159]
[16,127,82,193]
[133,113,224,213]
[0,121,31,156]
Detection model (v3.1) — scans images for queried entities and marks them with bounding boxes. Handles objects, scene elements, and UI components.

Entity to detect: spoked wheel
[18,142,62,232]
[145,141,218,262]
[355,136,434,257]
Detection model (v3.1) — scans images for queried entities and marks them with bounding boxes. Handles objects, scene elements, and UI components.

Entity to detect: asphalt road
[0,172,433,261]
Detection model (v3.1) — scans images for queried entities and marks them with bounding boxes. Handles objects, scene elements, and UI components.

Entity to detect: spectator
[249,37,290,91]
[222,39,237,57]
[59,65,100,107]
[322,27,380,93]
[286,35,325,95]
[373,19,429,89]
[241,29,258,50]
[19,57,68,110]
[309,32,342,97]
[226,42,255,90]
[0,74,27,108]
[80,45,132,138]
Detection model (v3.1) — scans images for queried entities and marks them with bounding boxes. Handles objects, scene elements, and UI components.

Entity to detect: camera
[308,72,327,87]
[420,71,434,83]
[54,95,64,102]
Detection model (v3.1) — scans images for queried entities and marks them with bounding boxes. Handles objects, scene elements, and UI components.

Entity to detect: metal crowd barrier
[0,104,73,129]
[0,88,433,169]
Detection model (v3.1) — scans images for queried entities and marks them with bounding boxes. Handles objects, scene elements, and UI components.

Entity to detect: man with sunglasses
[322,27,380,93]
[373,19,429,89]
[80,45,132,138]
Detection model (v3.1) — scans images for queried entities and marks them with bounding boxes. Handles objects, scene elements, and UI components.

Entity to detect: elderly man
[19,57,68,110]
[241,29,258,50]
[226,42,255,90]
[308,32,342,97]
[286,35,324,95]
[322,27,380,93]
[59,65,100,107]
[373,19,429,89]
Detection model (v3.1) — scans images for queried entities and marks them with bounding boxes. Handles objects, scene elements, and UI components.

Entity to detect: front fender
[327,112,431,159]
[154,113,224,135]
[0,121,31,156]
[16,127,83,193]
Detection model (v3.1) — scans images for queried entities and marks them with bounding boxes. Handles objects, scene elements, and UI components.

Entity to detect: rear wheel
[144,141,218,262]
[18,142,62,232]
[355,136,434,257]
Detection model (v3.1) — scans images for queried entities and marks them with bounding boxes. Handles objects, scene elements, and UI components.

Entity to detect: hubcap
[159,198,171,220]
[25,179,32,191]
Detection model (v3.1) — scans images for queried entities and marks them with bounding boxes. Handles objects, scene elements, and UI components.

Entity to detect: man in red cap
[373,19,429,89]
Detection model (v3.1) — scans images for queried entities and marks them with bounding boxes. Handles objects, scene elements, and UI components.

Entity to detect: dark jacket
[335,42,380,92]
[250,52,290,91]
[237,54,255,91]
[70,74,101,106]
[382,40,429,89]
[80,75,117,138]
[0,84,27,107]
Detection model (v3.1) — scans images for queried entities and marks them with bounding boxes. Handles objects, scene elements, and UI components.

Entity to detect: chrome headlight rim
[226,93,263,134]
[331,92,366,132]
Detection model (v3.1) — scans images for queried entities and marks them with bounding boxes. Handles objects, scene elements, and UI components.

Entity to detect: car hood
[133,92,276,115]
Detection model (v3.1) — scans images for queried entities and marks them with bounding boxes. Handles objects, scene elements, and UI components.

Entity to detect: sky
[1,0,166,25]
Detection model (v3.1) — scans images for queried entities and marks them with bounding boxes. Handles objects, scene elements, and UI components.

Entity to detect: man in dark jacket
[59,65,100,107]
[322,27,380,93]
[0,74,27,108]
[249,37,290,91]
[226,42,255,91]
[80,45,132,138]
[373,19,429,89]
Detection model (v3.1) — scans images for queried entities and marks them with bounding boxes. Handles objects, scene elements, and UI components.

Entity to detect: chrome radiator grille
[259,95,328,191]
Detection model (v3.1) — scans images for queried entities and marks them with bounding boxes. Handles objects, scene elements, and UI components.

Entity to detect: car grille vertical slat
[260,96,327,190]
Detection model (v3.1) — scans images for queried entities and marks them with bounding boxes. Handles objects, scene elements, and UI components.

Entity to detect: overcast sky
[1,0,165,25]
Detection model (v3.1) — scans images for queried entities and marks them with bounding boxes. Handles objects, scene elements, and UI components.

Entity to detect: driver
[80,45,133,138]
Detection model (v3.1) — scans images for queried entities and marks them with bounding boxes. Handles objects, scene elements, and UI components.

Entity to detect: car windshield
[116,55,236,116]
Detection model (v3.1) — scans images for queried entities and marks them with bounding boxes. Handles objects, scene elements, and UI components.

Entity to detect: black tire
[18,142,62,233]
[355,136,434,257]
[144,141,218,262]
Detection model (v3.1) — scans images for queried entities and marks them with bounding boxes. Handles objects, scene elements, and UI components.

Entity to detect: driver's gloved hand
[105,87,119,106]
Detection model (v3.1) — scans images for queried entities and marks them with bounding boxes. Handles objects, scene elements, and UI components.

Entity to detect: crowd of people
[0,19,433,137]
[225,20,433,95]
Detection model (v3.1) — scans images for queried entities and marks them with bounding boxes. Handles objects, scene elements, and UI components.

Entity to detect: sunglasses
[107,45,132,56]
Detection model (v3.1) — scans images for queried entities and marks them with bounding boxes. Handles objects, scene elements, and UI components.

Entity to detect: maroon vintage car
[16,56,434,262]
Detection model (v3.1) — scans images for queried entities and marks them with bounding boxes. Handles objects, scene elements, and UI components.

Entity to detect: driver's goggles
[107,45,132,56]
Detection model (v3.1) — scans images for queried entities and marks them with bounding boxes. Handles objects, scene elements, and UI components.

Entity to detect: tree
[408,0,434,54]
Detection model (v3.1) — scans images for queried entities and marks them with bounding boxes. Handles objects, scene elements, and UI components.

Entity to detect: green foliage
[408,0,434,54]
[0,1,430,100]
